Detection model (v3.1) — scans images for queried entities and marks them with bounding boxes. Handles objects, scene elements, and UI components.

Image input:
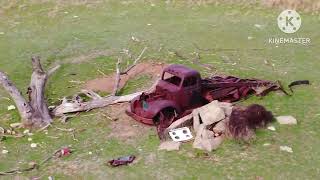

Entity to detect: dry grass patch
[262,0,320,12]
[186,0,320,12]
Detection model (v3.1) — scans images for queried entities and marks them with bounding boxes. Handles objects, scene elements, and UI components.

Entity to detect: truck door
[181,76,201,109]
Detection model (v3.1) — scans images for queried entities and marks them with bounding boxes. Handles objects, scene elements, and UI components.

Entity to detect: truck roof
[163,64,200,77]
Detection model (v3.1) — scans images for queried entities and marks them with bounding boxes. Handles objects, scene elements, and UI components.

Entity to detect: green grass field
[0,1,319,179]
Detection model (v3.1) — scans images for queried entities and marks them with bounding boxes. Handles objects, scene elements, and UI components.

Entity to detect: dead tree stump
[0,57,54,128]
[0,47,148,129]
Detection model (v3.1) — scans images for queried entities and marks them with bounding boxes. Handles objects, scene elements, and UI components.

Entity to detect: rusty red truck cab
[126,64,204,125]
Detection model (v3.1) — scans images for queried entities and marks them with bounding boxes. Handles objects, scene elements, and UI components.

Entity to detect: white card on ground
[169,127,193,142]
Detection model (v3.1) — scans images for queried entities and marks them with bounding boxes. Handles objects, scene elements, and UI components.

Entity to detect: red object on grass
[108,155,136,167]
[60,147,71,156]
[54,147,72,158]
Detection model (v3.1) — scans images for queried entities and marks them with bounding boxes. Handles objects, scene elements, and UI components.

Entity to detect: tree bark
[0,49,148,128]
[0,57,55,128]
[0,72,32,121]
[52,92,142,116]
[112,58,121,96]
[26,57,52,127]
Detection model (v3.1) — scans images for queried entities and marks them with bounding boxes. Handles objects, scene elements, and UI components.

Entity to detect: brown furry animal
[227,104,274,141]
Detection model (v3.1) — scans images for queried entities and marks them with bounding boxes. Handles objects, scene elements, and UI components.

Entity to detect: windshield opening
[162,72,182,86]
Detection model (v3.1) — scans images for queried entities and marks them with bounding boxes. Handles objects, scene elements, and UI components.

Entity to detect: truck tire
[153,108,176,139]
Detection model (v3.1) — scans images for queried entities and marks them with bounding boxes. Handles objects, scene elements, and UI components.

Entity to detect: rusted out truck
[126,64,282,130]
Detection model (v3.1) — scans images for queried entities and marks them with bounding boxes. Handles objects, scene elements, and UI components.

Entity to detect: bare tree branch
[52,92,142,116]
[112,57,122,96]
[120,47,147,75]
[47,64,61,76]
[0,71,32,121]
[81,89,102,100]
[52,76,160,117]
[26,57,52,127]
[111,47,148,96]
[31,56,45,73]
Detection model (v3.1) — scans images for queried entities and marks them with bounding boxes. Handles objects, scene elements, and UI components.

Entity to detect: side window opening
[183,76,197,87]
[163,72,182,86]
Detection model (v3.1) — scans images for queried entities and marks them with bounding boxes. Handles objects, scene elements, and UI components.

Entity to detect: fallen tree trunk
[52,92,142,116]
[52,79,159,116]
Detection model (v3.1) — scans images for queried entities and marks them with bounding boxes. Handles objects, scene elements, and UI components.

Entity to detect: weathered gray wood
[52,92,141,116]
[112,57,121,96]
[0,71,33,121]
[0,57,57,128]
[112,47,147,95]
[0,53,149,127]
[27,57,52,127]
[81,89,102,100]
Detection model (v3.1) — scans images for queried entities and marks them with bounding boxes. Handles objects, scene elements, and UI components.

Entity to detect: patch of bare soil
[105,103,153,144]
[84,62,167,93]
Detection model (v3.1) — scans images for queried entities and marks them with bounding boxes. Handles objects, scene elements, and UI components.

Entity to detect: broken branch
[120,47,147,75]
[47,64,61,76]
[112,47,148,95]
[52,92,142,116]
[81,89,102,100]
[0,71,33,121]
[112,57,122,96]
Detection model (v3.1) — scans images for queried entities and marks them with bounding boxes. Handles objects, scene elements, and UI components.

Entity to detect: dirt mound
[105,103,153,144]
[84,62,167,93]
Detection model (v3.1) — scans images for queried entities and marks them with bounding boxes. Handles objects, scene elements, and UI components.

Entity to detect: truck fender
[150,100,181,119]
